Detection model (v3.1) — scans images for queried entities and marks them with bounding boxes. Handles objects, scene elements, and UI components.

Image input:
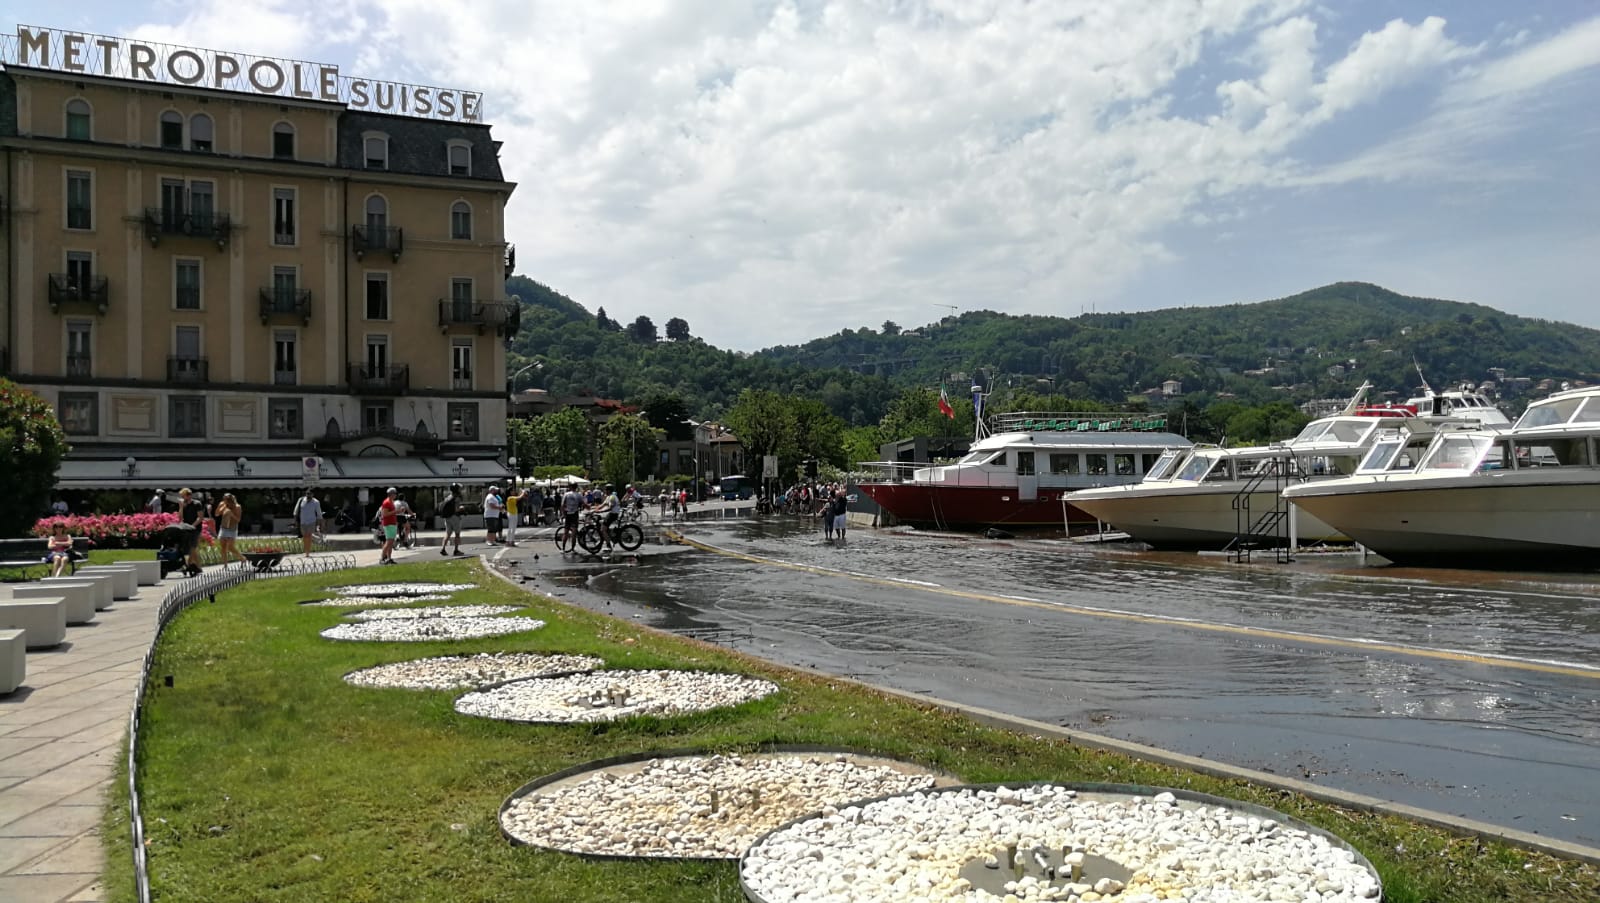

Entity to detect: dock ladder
[1224,455,1293,564]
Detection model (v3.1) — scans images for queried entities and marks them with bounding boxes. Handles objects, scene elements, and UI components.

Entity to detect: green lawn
[107,559,1600,903]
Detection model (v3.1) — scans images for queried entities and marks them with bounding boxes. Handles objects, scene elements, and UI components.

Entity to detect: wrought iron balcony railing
[259,287,312,324]
[352,225,404,262]
[47,273,110,314]
[347,363,410,395]
[167,356,210,383]
[437,299,521,337]
[143,208,232,249]
[65,354,92,378]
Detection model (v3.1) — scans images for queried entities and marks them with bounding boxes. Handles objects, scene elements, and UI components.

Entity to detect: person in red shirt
[378,487,400,565]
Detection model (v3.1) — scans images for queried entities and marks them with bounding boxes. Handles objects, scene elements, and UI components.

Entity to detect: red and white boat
[858,412,1192,530]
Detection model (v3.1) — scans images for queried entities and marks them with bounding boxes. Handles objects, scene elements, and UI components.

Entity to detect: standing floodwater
[513,519,1600,848]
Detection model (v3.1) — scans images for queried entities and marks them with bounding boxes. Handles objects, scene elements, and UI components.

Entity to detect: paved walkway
[0,547,398,902]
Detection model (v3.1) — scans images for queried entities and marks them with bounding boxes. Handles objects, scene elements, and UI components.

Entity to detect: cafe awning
[55,455,511,491]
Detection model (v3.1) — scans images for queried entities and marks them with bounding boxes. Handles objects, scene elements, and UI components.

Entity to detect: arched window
[65,99,91,140]
[364,134,388,170]
[272,122,295,159]
[159,110,183,149]
[450,201,472,240]
[447,141,471,176]
[365,195,388,232]
[189,113,214,152]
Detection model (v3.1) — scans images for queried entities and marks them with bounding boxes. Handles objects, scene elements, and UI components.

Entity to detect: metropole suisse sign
[2,25,483,123]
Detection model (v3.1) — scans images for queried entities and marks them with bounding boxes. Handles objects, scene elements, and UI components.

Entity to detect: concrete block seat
[0,628,24,694]
[124,559,162,585]
[5,583,96,625]
[40,574,114,611]
[76,565,138,600]
[0,598,68,648]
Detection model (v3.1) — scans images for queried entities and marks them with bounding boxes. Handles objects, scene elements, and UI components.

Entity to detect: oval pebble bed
[740,784,1382,903]
[343,605,525,622]
[501,751,953,860]
[344,653,605,690]
[327,582,478,597]
[455,670,780,724]
[320,616,546,642]
[300,594,452,608]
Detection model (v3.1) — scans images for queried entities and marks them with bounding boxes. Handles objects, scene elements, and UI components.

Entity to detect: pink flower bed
[31,513,216,545]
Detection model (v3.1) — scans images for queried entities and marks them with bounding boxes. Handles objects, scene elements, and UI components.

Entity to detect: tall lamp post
[507,360,542,484]
[682,418,701,502]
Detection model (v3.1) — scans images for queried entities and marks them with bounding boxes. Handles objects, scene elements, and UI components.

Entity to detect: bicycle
[553,514,581,554]
[576,511,644,554]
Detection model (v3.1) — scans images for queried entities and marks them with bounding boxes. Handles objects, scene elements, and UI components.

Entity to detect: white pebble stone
[456,670,779,723]
[343,652,604,690]
[321,616,545,643]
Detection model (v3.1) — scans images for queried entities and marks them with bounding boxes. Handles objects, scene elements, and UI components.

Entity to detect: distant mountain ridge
[506,278,1599,422]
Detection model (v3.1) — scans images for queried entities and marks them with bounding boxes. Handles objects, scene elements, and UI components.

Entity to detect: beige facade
[1,62,519,490]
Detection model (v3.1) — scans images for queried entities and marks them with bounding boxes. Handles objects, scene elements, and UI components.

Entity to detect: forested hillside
[507,278,1600,424]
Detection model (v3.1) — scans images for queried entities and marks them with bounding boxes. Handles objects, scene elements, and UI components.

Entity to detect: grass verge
[107,559,1600,902]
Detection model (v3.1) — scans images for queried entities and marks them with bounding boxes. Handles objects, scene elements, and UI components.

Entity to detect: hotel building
[0,26,519,500]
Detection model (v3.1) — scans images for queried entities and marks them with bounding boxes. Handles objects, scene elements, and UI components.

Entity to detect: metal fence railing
[128,555,356,902]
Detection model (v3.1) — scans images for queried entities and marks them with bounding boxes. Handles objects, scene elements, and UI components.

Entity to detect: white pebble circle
[501,749,956,860]
[344,605,526,622]
[456,669,780,724]
[326,582,478,597]
[739,783,1382,903]
[321,616,546,643]
[300,594,451,608]
[344,652,605,690]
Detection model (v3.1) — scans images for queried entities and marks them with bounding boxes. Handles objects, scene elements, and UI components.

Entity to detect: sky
[25,1,1600,350]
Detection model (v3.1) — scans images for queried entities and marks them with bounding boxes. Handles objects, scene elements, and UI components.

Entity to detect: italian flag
[938,383,955,419]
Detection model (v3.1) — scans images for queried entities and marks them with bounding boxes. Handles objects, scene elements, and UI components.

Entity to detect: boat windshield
[1356,439,1413,474]
[1174,453,1214,482]
[1417,433,1496,473]
[1142,449,1183,481]
[1515,395,1588,429]
[1290,418,1375,445]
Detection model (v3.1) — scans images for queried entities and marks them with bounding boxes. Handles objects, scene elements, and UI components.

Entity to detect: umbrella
[550,474,590,486]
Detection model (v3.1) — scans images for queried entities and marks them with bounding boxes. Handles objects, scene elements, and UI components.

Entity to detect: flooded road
[508,519,1600,848]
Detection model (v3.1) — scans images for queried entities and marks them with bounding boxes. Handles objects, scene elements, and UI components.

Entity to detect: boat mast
[972,380,990,441]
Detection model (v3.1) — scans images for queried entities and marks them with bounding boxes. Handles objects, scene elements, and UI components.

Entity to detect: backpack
[439,494,458,518]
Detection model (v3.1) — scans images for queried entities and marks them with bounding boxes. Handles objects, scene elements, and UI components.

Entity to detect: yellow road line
[670,532,1600,681]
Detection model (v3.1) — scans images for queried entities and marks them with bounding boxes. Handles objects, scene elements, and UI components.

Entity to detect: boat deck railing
[857,460,1126,487]
[994,412,1169,433]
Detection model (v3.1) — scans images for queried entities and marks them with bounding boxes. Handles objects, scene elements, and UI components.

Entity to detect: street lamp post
[507,360,542,483]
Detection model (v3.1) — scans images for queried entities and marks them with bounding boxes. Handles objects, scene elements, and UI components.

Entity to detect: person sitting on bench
[46,523,75,577]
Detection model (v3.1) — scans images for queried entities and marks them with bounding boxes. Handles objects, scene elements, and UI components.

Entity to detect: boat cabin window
[1418,434,1495,472]
[1086,453,1108,476]
[1050,453,1080,475]
[1356,440,1407,474]
[958,450,987,465]
[1325,419,1376,444]
[1141,452,1164,475]
[1175,454,1213,481]
[1291,421,1331,443]
[985,451,1007,467]
[1114,454,1135,475]
[1515,396,1586,429]
[1541,438,1593,467]
[1576,396,1600,425]
[1016,451,1036,475]
[1143,450,1181,481]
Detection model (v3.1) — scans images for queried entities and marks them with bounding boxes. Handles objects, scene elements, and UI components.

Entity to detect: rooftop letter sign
[3,25,483,123]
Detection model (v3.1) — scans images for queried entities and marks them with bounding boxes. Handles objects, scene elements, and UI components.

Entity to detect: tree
[789,398,847,469]
[628,315,658,343]
[597,415,661,488]
[665,317,691,341]
[517,408,590,473]
[641,393,694,441]
[595,307,613,331]
[0,379,70,535]
[722,389,794,473]
[881,320,900,336]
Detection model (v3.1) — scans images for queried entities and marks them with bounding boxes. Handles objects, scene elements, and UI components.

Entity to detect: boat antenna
[1413,359,1433,396]
[1340,381,1373,416]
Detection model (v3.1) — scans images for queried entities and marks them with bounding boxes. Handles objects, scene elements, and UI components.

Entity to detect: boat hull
[858,483,1095,529]
[1069,486,1345,550]
[1287,476,1600,569]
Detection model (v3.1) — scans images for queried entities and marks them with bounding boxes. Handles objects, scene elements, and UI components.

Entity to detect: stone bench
[76,565,138,600]
[40,574,114,611]
[0,598,68,648]
[125,559,162,585]
[5,583,96,625]
[0,628,24,694]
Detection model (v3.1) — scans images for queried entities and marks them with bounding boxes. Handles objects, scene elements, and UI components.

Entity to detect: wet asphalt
[492,517,1600,848]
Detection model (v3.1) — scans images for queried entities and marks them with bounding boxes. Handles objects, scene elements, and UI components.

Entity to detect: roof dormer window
[66,99,92,140]
[190,113,214,153]
[364,134,389,170]
[448,142,471,176]
[159,111,183,149]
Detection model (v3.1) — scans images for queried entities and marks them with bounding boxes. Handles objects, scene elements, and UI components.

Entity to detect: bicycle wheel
[553,529,573,553]
[616,523,644,551]
[576,524,604,555]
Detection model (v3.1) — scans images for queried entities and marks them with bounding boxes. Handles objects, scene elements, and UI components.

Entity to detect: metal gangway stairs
[1224,454,1293,564]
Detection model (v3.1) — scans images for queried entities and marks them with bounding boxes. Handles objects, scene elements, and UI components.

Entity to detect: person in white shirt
[483,486,504,545]
[293,488,323,555]
[147,490,165,514]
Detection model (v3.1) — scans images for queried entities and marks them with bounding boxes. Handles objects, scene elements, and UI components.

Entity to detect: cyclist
[558,484,584,552]
[589,483,622,551]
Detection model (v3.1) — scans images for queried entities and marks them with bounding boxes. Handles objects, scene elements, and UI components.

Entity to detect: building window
[447,142,471,176]
[365,273,389,320]
[66,170,93,229]
[189,180,215,228]
[273,330,298,385]
[170,396,205,438]
[190,113,214,152]
[269,398,303,439]
[175,259,201,310]
[272,122,295,159]
[447,402,478,440]
[365,334,389,372]
[66,99,92,140]
[362,401,391,431]
[364,135,388,169]
[273,187,296,245]
[66,321,92,377]
[159,110,183,149]
[451,339,473,390]
[59,393,97,435]
[450,201,472,240]
[173,325,203,381]
[66,250,94,291]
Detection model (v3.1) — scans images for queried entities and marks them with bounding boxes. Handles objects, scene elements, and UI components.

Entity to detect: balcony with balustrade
[351,225,404,262]
[347,363,410,395]
[143,208,232,249]
[47,274,110,315]
[167,356,210,384]
[437,299,521,338]
[259,287,312,325]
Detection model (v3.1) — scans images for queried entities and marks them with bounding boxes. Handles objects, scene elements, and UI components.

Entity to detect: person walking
[214,493,245,567]
[439,483,464,556]
[831,489,849,542]
[377,487,400,564]
[293,487,323,555]
[558,484,584,552]
[504,485,520,547]
[176,487,204,575]
[483,485,504,545]
[146,489,165,515]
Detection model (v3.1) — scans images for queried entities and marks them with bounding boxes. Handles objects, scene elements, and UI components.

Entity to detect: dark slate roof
[0,73,17,137]
[338,111,504,181]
